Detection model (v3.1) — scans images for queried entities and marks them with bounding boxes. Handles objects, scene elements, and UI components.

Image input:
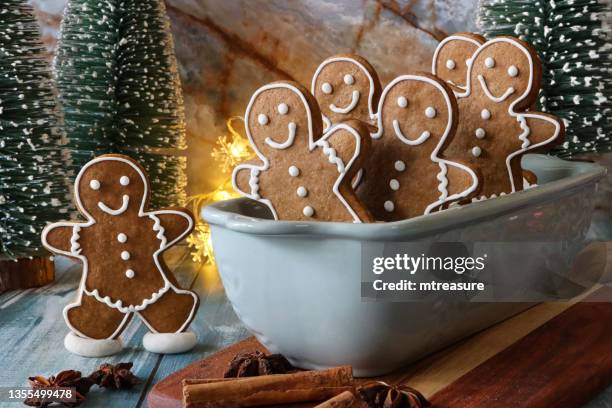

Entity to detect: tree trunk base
[0,256,55,293]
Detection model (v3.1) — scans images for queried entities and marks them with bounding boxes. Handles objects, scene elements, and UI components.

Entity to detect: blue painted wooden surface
[0,216,610,407]
[0,247,249,407]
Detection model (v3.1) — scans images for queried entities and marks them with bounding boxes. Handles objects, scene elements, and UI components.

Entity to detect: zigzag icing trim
[317,139,345,173]
[436,163,449,201]
[85,282,170,313]
[517,115,531,149]
[70,226,82,255]
[149,214,167,249]
[249,168,260,198]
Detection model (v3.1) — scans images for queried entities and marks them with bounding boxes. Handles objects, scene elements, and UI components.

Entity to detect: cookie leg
[64,292,131,340]
[138,287,198,354]
[138,286,198,333]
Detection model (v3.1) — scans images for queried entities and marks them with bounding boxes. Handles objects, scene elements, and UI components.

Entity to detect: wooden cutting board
[148,288,612,408]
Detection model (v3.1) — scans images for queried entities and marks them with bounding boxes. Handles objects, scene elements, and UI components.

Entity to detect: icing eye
[397,96,408,108]
[89,179,100,190]
[321,82,333,94]
[277,103,289,115]
[446,59,456,70]
[119,176,130,186]
[257,113,269,125]
[425,107,436,118]
[343,74,355,85]
[485,57,495,68]
[508,65,519,77]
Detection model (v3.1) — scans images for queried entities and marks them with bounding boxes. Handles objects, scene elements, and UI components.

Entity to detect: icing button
[120,176,130,186]
[321,82,332,94]
[475,128,486,139]
[277,103,289,115]
[288,166,300,177]
[389,179,400,191]
[121,251,131,261]
[343,74,355,85]
[89,179,100,190]
[471,146,483,157]
[257,113,269,125]
[394,160,406,172]
[397,96,408,108]
[481,109,491,120]
[425,107,436,119]
[446,59,456,70]
[508,65,519,77]
[125,269,135,279]
[384,201,395,212]
[296,186,308,197]
[485,57,495,68]
[117,233,127,243]
[303,206,314,217]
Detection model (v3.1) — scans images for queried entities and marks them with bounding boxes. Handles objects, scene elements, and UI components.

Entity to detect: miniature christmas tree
[55,0,187,207]
[0,0,70,261]
[478,0,611,158]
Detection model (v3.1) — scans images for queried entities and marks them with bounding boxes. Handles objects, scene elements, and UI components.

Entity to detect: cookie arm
[518,113,565,152]
[41,222,81,257]
[232,160,264,198]
[316,120,370,178]
[149,209,194,249]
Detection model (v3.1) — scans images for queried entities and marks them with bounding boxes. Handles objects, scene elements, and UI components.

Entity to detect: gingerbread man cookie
[232,81,372,222]
[356,73,480,221]
[42,154,199,356]
[432,33,539,192]
[311,54,381,131]
[432,32,485,92]
[443,36,564,198]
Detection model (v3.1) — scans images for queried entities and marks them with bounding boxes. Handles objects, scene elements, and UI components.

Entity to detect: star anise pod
[25,370,94,407]
[357,381,430,408]
[223,351,294,378]
[88,362,142,390]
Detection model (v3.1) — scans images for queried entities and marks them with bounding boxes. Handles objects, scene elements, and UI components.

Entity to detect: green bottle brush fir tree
[478,0,611,158]
[0,0,70,260]
[55,0,187,208]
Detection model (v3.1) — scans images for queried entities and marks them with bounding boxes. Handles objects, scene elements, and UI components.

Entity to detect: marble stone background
[30,0,480,195]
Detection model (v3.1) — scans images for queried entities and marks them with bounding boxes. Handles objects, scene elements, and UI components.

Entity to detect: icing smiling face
[469,38,538,108]
[246,82,322,157]
[432,33,485,91]
[76,156,147,220]
[311,54,381,129]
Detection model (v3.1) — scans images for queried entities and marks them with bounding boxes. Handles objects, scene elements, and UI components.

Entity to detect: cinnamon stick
[182,366,354,408]
[314,390,367,408]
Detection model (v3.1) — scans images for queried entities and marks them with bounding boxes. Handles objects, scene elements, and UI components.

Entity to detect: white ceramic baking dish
[202,154,607,376]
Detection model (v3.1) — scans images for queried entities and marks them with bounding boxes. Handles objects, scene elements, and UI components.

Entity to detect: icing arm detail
[148,210,194,250]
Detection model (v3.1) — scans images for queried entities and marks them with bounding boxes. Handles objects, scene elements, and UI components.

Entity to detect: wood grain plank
[0,247,194,408]
[429,288,612,408]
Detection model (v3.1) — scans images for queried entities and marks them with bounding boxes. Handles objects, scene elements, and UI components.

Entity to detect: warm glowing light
[188,117,255,264]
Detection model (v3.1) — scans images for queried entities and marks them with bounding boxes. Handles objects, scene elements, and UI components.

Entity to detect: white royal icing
[322,82,332,94]
[120,176,130,186]
[288,165,300,177]
[117,233,127,243]
[508,65,519,77]
[330,90,360,114]
[121,250,130,260]
[478,74,515,102]
[436,163,449,200]
[394,160,406,171]
[125,269,135,279]
[257,113,269,125]
[70,226,82,255]
[475,128,486,139]
[98,195,129,216]
[89,179,100,190]
[389,179,400,191]
[384,201,394,212]
[471,146,482,157]
[425,107,437,118]
[143,331,197,354]
[277,103,289,115]
[264,122,296,149]
[480,109,491,120]
[397,96,408,108]
[64,332,122,357]
[40,156,198,340]
[297,186,307,197]
[485,57,495,68]
[446,59,456,70]
[317,139,345,172]
[344,74,355,85]
[303,206,314,217]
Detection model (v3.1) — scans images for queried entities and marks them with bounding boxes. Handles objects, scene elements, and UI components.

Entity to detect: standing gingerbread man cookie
[356,73,480,221]
[232,81,372,222]
[442,36,564,198]
[42,154,199,357]
[311,54,381,131]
